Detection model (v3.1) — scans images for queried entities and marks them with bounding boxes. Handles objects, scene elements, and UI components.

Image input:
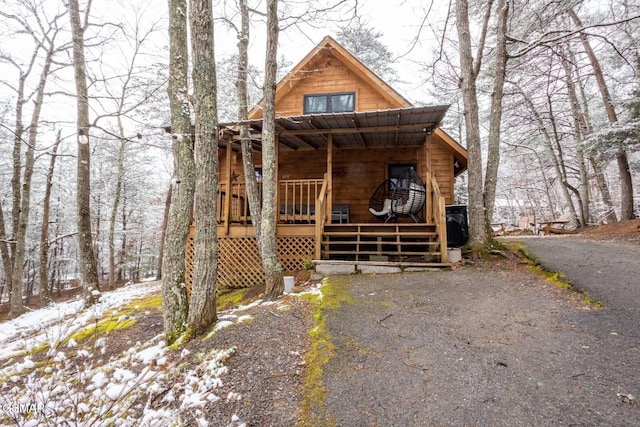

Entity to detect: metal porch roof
[219,105,450,151]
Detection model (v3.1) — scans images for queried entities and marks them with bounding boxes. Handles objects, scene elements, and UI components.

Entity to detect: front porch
[187,173,450,289]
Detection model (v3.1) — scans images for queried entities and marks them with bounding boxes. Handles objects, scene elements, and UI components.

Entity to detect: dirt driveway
[315,240,640,426]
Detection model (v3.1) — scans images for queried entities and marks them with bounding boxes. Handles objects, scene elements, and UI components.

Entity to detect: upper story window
[303,92,355,114]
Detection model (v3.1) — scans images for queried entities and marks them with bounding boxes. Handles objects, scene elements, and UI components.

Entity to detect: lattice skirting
[185,235,315,291]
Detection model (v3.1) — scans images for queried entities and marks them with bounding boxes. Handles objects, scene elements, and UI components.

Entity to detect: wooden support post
[224,143,233,235]
[424,134,433,224]
[327,134,333,224]
[275,134,279,223]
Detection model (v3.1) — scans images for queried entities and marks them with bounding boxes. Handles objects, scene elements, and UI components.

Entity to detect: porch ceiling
[220,105,450,151]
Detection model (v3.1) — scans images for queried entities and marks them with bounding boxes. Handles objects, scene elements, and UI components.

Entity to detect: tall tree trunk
[187,0,220,333]
[109,134,126,291]
[68,0,101,306]
[572,51,617,224]
[568,8,635,220]
[261,0,284,300]
[237,0,263,244]
[455,0,488,249]
[561,52,589,226]
[9,22,58,317]
[589,155,617,223]
[163,0,194,343]
[483,0,508,233]
[39,131,62,307]
[156,186,172,280]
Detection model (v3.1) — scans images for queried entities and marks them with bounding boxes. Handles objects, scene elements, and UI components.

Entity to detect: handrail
[278,179,323,224]
[217,178,323,227]
[315,173,329,259]
[431,173,448,263]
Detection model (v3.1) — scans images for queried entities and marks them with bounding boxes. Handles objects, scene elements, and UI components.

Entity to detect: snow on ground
[0,281,253,426]
[0,281,161,361]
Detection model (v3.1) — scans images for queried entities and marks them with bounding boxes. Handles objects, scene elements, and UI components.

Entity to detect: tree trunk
[237,0,263,244]
[568,8,635,220]
[156,186,172,280]
[187,0,220,334]
[261,0,284,300]
[163,0,194,343]
[483,0,508,234]
[561,52,589,226]
[455,0,488,249]
[39,131,62,307]
[68,0,101,306]
[109,125,127,291]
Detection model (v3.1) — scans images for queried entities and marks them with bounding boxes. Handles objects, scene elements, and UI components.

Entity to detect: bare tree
[162,0,195,343]
[68,0,101,306]
[454,0,492,249]
[38,131,62,306]
[187,0,220,333]
[236,0,263,244]
[261,0,284,300]
[567,8,635,221]
[0,4,66,317]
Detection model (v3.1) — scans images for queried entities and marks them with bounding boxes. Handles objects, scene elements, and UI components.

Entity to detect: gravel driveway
[315,239,640,426]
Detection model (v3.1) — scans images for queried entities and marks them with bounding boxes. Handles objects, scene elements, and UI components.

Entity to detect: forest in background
[1,0,639,313]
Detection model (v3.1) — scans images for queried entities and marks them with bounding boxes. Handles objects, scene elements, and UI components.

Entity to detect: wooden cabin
[186,36,467,289]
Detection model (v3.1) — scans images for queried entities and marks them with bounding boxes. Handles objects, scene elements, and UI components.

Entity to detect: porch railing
[278,179,324,224]
[217,178,325,227]
[431,173,448,263]
[218,182,250,224]
[315,173,329,259]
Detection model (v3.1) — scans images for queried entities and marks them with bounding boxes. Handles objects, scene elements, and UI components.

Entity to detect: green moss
[516,244,602,309]
[297,277,353,427]
[67,292,162,346]
[216,288,249,311]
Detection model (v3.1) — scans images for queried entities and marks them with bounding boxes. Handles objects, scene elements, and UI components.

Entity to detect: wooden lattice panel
[185,235,195,296]
[185,234,316,291]
[217,237,263,289]
[277,236,315,272]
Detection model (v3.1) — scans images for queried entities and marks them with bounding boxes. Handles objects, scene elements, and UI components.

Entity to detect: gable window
[303,92,355,114]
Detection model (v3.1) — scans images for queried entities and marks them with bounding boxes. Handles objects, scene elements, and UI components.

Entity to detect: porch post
[224,142,233,235]
[327,133,333,223]
[423,134,433,224]
[275,134,279,223]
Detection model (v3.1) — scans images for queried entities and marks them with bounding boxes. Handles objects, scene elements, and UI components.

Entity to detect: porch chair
[368,168,426,223]
[331,204,350,223]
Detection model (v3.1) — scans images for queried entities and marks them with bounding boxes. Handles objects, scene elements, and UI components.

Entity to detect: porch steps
[321,223,442,263]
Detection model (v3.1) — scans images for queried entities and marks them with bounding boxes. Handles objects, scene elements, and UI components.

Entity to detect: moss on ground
[513,243,602,308]
[67,293,163,346]
[297,277,353,427]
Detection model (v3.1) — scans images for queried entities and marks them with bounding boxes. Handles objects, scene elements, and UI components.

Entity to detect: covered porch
[187,106,466,289]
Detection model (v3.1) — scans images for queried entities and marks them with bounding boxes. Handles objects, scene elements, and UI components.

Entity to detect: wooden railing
[218,182,250,225]
[431,173,448,263]
[217,178,325,228]
[278,179,324,224]
[315,173,329,259]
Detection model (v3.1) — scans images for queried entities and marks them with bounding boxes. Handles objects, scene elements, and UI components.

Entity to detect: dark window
[303,92,355,114]
[388,164,416,188]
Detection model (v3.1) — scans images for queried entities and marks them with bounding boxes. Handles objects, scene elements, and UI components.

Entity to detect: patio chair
[369,168,426,223]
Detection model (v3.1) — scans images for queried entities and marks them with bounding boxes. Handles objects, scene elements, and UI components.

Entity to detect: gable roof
[241,35,467,174]
[248,36,412,119]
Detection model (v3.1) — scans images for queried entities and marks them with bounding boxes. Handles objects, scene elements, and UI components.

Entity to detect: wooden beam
[424,134,433,224]
[327,134,333,223]
[224,144,233,235]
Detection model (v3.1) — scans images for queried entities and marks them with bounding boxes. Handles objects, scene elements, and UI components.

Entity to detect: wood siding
[258,50,403,118]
